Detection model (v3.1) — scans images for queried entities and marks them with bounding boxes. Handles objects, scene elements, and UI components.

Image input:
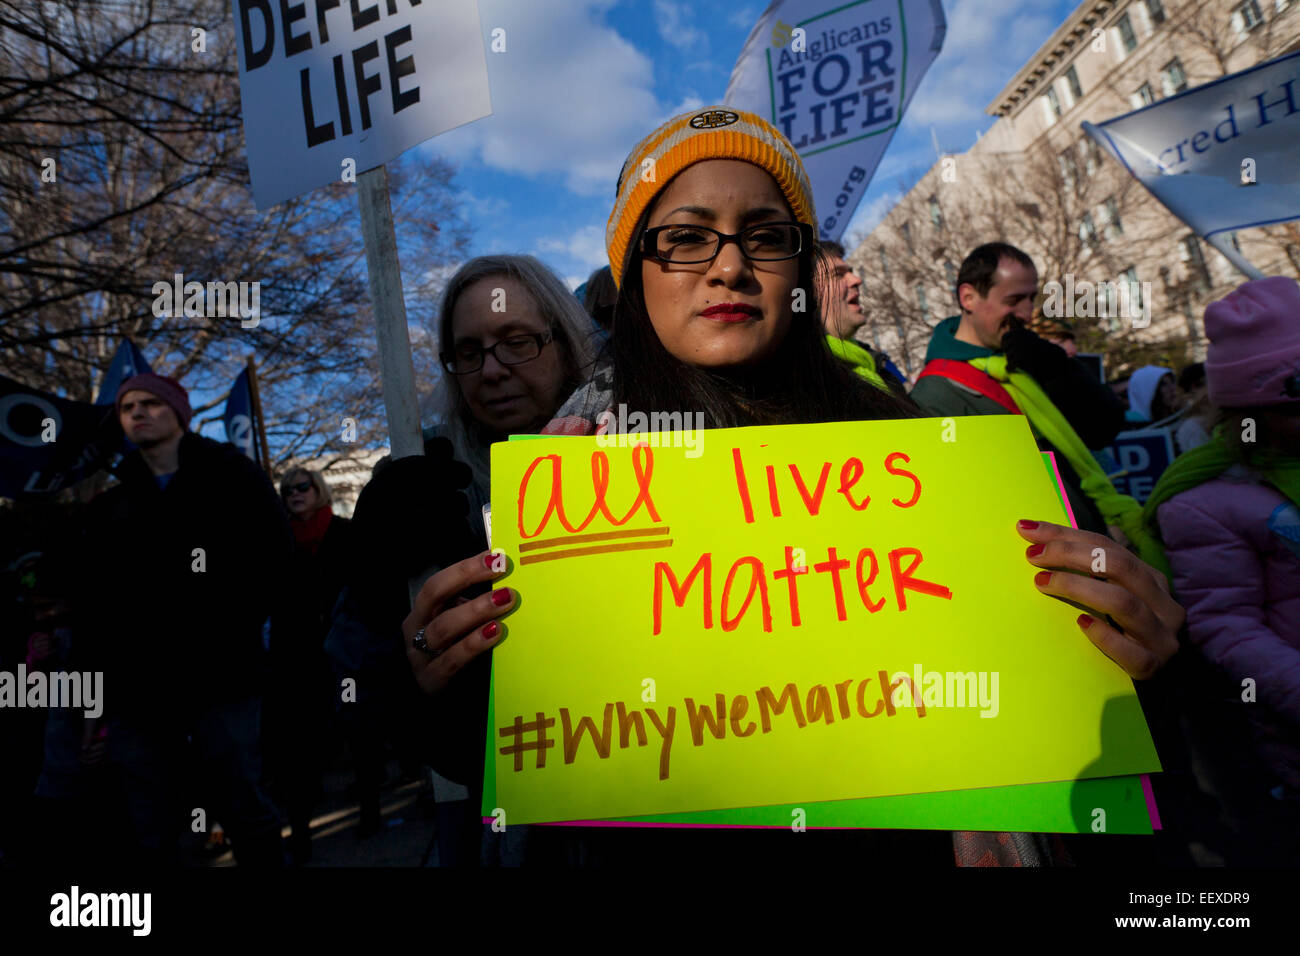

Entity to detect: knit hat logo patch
[689,109,739,130]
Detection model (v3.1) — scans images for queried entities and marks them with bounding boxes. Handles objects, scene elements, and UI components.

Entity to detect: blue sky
[422,0,1082,289]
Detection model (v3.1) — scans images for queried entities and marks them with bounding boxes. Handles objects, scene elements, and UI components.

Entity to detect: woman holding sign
[402,108,1184,866]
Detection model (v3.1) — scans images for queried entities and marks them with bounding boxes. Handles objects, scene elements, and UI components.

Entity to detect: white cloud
[728,6,760,32]
[535,224,609,275]
[654,0,708,53]
[902,0,1055,135]
[424,0,667,197]
[844,189,902,244]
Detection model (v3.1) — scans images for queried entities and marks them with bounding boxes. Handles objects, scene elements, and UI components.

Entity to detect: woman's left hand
[1018,519,1184,680]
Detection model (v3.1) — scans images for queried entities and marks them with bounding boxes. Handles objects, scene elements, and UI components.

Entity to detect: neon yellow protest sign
[488,416,1159,825]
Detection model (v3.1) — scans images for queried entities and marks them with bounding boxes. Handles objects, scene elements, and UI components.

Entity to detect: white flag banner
[231,0,492,209]
[1083,51,1300,277]
[724,0,946,242]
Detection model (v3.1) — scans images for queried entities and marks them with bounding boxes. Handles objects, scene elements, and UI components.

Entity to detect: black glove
[352,436,477,577]
[1000,322,1070,379]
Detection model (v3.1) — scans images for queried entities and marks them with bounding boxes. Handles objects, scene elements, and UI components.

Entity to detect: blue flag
[94,339,153,405]
[223,368,260,464]
[0,375,122,498]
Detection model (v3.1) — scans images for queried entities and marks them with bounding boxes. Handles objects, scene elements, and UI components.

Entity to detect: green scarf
[826,335,890,392]
[1141,431,1300,541]
[969,354,1172,580]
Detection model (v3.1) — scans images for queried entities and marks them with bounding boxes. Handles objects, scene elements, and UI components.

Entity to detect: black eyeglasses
[441,330,554,375]
[641,221,811,265]
[283,481,312,496]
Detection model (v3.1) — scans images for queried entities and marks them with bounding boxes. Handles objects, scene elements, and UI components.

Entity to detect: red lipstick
[700,302,760,322]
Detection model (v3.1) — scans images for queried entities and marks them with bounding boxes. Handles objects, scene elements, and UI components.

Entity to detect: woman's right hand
[402,550,515,695]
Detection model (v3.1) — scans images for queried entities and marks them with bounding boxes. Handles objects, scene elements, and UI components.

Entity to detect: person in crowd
[1145,277,1300,864]
[577,265,618,334]
[76,372,290,866]
[817,239,907,395]
[1174,362,1213,454]
[1127,365,1181,425]
[266,466,352,863]
[401,108,1186,867]
[908,243,1140,549]
[344,254,601,864]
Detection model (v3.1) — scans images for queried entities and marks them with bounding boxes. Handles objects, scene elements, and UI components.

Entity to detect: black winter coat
[78,433,293,722]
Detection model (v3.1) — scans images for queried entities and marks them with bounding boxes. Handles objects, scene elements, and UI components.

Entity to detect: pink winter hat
[1203,276,1300,408]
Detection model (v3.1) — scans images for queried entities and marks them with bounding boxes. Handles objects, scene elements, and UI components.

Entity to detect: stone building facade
[854,0,1300,381]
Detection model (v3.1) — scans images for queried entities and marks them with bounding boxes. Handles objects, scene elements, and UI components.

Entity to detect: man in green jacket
[818,240,907,396]
[910,242,1127,535]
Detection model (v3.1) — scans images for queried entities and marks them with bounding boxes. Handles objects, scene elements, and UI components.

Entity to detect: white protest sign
[231,0,492,209]
[725,0,946,242]
[1083,51,1300,263]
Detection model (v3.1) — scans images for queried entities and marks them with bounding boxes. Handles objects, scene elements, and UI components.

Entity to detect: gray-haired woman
[431,254,604,516]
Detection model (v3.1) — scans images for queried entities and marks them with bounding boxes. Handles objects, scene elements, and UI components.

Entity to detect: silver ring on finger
[413,627,443,658]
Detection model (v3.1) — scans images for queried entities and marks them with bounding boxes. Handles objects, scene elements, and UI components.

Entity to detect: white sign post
[231,0,493,460]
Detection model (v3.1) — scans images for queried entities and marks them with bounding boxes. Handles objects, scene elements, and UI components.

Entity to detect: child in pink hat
[1147,276,1300,863]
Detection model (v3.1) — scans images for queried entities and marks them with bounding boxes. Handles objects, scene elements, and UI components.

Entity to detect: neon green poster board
[486,416,1160,826]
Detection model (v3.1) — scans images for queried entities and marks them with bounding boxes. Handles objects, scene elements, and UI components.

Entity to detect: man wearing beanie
[75,371,292,866]
[1143,276,1300,863]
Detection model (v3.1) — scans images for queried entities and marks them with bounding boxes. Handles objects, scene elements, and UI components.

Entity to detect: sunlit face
[450,276,568,436]
[118,390,182,447]
[957,258,1038,350]
[819,253,864,338]
[639,160,802,369]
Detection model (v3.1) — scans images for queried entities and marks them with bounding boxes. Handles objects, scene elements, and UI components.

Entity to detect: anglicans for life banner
[725,0,947,242]
[1083,51,1300,268]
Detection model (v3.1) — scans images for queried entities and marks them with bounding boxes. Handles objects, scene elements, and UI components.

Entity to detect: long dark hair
[610,207,919,427]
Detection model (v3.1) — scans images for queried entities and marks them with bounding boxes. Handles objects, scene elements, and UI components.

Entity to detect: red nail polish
[482,621,500,639]
[490,588,512,607]
[1034,570,1052,587]
[1026,544,1046,558]
[482,553,497,570]
[1018,520,1039,531]
[1078,614,1094,628]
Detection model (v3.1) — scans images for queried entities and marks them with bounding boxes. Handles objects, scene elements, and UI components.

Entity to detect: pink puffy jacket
[1156,470,1300,789]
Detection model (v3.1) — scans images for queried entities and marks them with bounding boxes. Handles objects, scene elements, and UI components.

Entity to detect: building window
[1080,212,1098,244]
[916,284,930,317]
[1080,136,1103,174]
[1058,148,1080,188]
[1103,197,1123,237]
[1044,84,1062,120]
[1064,65,1083,103]
[1145,0,1167,26]
[1117,13,1138,53]
[1123,266,1145,311]
[1180,236,1210,292]
[1161,58,1188,96]
[944,260,956,286]
[900,222,913,251]
[1132,82,1155,108]
[878,248,891,278]
[928,196,943,228]
[1234,1,1265,36]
